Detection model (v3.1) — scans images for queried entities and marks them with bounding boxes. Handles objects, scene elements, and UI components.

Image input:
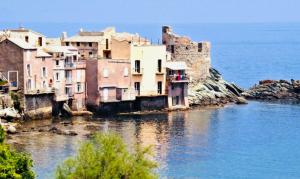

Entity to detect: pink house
[86,59,135,109]
[45,46,87,111]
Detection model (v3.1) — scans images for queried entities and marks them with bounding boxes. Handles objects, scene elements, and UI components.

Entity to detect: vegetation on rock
[0,125,35,179]
[56,132,158,179]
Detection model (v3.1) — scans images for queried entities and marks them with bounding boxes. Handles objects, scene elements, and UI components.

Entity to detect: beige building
[130,45,168,97]
[0,28,46,47]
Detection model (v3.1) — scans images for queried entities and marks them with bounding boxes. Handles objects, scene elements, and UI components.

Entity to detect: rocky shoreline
[243,79,300,102]
[189,68,247,106]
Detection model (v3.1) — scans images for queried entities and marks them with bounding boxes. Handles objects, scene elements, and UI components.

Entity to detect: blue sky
[0,0,299,23]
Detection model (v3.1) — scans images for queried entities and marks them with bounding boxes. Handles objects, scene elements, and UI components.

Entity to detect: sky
[0,0,299,24]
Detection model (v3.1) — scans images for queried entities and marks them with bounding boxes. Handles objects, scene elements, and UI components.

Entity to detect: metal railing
[167,74,189,82]
[132,68,143,75]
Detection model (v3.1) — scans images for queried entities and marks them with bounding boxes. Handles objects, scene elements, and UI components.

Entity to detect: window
[56,60,59,66]
[103,88,108,101]
[76,70,82,82]
[42,81,46,88]
[89,42,92,47]
[171,45,175,53]
[198,43,203,52]
[38,37,43,46]
[134,82,140,96]
[134,60,140,73]
[66,42,70,46]
[157,81,162,94]
[106,39,109,49]
[42,67,47,78]
[73,55,77,61]
[103,69,109,78]
[25,36,29,42]
[56,73,60,81]
[76,83,82,93]
[26,64,31,76]
[89,51,93,57]
[124,67,129,77]
[8,71,18,88]
[77,42,80,47]
[158,59,162,72]
[26,79,32,91]
[42,57,45,61]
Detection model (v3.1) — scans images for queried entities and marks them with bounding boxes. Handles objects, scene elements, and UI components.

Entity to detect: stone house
[162,26,211,81]
[0,38,54,116]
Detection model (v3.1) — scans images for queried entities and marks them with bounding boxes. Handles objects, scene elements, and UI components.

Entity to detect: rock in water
[236,97,248,104]
[7,125,17,134]
[244,79,300,102]
[189,68,244,106]
[62,103,72,117]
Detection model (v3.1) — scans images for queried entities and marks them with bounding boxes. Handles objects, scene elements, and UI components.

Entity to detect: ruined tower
[162,26,211,81]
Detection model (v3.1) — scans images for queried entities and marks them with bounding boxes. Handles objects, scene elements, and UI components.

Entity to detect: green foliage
[0,126,4,144]
[0,126,35,179]
[56,133,158,179]
[9,92,21,112]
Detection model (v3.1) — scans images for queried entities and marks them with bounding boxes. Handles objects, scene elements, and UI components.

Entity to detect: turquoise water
[3,23,300,178]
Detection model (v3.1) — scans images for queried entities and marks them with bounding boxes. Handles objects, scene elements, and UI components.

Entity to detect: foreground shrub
[0,126,35,179]
[56,133,158,179]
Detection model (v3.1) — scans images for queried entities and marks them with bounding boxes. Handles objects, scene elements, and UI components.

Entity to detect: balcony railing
[132,68,143,75]
[167,74,189,83]
[25,88,55,95]
[64,63,75,69]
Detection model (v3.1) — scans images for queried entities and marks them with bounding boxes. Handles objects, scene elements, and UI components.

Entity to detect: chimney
[61,32,67,40]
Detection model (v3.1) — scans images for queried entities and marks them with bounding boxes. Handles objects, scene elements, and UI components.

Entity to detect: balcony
[156,69,164,75]
[25,88,55,95]
[64,63,75,69]
[132,68,143,76]
[167,74,190,83]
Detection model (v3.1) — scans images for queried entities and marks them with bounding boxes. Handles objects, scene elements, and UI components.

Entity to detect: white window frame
[8,71,18,88]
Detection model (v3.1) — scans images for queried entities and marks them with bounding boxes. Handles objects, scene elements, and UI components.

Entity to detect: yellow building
[130,45,169,97]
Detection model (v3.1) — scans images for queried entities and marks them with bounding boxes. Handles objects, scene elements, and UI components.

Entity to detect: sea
[3,23,300,178]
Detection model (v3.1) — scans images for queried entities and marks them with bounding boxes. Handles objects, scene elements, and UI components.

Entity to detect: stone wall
[24,93,54,112]
[162,26,211,81]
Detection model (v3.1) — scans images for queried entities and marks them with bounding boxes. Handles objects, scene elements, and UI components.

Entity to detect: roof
[2,38,36,50]
[45,45,78,56]
[46,38,62,46]
[64,35,104,43]
[9,28,46,37]
[166,61,189,70]
[36,48,51,57]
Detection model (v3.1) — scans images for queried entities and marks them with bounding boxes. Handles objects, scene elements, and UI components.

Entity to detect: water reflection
[9,109,214,178]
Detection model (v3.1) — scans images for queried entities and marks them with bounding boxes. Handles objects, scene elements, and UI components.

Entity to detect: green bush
[56,133,158,179]
[0,126,4,144]
[0,126,35,179]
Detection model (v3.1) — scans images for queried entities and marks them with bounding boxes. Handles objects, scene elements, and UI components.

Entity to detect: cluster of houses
[0,26,211,117]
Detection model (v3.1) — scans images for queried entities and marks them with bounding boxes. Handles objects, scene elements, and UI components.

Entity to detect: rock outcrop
[243,79,300,101]
[188,68,246,106]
